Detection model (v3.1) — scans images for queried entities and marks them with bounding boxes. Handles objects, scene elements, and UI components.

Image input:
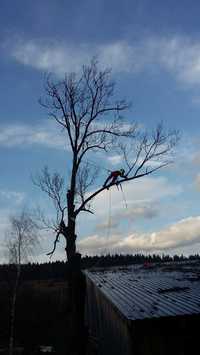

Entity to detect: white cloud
[0,120,69,149]
[153,36,200,86]
[10,40,91,76]
[77,234,121,255]
[107,155,123,165]
[79,176,182,240]
[7,35,200,86]
[95,203,158,232]
[77,216,200,255]
[91,176,182,215]
[114,204,158,222]
[0,190,25,205]
[7,39,137,76]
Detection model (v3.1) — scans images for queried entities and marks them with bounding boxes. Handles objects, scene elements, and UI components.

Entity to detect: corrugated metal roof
[85,262,200,321]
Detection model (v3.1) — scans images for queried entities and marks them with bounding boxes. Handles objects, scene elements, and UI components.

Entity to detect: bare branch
[33,206,61,232]
[32,166,66,215]
[76,161,99,210]
[5,209,40,264]
[36,59,179,260]
[46,230,61,257]
[75,124,179,215]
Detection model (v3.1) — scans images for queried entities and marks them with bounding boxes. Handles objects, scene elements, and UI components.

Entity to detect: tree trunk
[66,222,76,261]
[65,186,87,354]
[64,227,86,354]
[9,264,20,355]
[66,188,76,260]
[66,252,86,355]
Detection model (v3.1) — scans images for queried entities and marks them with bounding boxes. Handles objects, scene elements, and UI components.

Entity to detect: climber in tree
[103,169,126,188]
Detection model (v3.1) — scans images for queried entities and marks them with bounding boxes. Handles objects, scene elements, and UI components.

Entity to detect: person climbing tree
[33,59,179,355]
[34,59,179,261]
[103,168,126,188]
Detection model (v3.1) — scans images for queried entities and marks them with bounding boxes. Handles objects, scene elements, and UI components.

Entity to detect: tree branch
[46,230,61,257]
[75,161,171,215]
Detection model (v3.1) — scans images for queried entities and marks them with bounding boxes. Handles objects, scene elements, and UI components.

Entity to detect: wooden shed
[85,262,200,355]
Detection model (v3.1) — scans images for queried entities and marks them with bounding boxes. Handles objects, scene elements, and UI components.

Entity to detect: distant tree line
[0,253,199,281]
[81,253,200,269]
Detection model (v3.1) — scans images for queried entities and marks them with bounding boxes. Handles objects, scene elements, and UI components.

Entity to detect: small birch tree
[5,210,39,355]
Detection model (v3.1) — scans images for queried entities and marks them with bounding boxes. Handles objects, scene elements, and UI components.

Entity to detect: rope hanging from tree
[107,188,112,240]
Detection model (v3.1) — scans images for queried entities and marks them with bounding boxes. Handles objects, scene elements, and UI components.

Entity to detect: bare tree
[35,59,179,263]
[5,210,39,355]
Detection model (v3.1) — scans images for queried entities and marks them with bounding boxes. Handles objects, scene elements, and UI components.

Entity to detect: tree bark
[66,188,77,261]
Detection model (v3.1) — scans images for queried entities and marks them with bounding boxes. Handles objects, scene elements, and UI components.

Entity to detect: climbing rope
[119,183,128,209]
[106,188,112,240]
[87,179,128,270]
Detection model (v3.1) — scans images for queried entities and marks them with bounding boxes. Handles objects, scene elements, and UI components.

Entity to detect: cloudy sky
[1,0,200,262]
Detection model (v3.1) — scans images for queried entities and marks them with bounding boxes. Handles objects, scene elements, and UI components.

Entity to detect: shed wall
[85,273,200,355]
[85,276,133,355]
[131,315,200,355]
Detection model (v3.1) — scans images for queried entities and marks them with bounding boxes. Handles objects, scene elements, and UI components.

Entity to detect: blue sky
[1,0,200,261]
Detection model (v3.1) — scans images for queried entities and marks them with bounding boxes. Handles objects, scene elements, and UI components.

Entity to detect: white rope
[106,188,112,240]
[119,183,128,209]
